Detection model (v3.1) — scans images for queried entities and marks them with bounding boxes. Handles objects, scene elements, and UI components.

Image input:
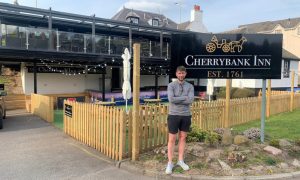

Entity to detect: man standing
[166,66,194,174]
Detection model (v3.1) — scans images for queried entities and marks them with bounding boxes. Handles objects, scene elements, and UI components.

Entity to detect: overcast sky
[2,0,300,32]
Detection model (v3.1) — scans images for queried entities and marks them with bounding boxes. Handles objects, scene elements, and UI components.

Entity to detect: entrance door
[111,68,120,91]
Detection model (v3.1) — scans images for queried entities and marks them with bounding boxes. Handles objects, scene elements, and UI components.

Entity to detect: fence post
[132,43,140,161]
[266,79,271,118]
[224,79,231,128]
[290,70,295,112]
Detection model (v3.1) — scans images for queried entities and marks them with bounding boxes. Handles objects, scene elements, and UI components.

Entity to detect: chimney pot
[194,5,200,11]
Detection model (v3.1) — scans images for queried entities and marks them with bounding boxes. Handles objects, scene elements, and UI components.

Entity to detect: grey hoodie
[167,80,194,116]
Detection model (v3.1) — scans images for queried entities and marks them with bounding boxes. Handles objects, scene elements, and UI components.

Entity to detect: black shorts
[167,115,192,134]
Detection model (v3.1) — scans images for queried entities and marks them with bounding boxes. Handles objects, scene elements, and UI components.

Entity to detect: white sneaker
[165,162,174,174]
[177,160,189,171]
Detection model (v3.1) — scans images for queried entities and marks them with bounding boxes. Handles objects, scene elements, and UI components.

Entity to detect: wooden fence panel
[295,94,300,109]
[63,101,128,161]
[270,94,290,115]
[31,94,54,122]
[5,94,27,110]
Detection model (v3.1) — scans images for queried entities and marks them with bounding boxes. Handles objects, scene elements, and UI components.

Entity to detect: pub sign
[171,33,283,79]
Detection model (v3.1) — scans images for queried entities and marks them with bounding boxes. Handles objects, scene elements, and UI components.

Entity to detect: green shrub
[204,131,221,147]
[264,157,277,166]
[295,139,300,146]
[232,88,255,98]
[187,125,207,143]
[216,87,255,99]
[269,139,280,148]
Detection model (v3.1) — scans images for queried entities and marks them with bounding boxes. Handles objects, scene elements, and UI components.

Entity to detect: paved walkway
[0,110,154,180]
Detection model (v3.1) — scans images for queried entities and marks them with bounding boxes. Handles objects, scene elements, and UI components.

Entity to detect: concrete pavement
[0,110,154,180]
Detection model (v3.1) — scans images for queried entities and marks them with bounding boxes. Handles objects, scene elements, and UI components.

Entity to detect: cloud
[121,0,181,14]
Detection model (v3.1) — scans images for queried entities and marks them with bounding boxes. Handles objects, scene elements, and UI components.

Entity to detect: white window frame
[152,19,159,27]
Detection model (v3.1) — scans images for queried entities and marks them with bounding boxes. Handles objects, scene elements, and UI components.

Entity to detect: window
[127,17,139,24]
[283,60,290,78]
[275,30,282,34]
[152,19,159,27]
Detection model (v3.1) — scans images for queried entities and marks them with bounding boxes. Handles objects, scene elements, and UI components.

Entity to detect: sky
[2,0,300,32]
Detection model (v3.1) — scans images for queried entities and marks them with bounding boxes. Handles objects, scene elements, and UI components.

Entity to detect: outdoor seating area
[87,89,168,106]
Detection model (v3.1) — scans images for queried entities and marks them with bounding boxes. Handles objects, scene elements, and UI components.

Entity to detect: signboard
[65,104,72,117]
[0,84,4,91]
[171,33,283,79]
[27,66,106,74]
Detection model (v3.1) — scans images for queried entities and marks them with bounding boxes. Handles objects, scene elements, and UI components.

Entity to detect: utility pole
[175,1,182,25]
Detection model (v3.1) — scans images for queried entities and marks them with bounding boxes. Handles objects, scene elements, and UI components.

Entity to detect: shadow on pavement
[1,109,51,132]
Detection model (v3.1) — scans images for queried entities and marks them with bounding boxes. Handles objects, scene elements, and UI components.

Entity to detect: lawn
[54,110,63,130]
[231,109,300,140]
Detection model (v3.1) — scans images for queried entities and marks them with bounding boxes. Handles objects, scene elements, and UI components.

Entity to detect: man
[166,66,194,174]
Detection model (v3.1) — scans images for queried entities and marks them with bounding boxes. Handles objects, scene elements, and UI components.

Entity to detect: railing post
[290,70,295,112]
[266,79,271,118]
[132,43,140,161]
[48,7,53,50]
[224,79,230,128]
[92,14,96,53]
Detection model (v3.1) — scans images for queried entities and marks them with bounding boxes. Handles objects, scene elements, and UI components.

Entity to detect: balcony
[0,24,171,59]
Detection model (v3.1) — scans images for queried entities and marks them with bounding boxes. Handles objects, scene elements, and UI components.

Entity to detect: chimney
[188,5,208,33]
[191,5,201,22]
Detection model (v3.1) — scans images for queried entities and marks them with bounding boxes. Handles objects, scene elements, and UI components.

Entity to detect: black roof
[111,7,178,29]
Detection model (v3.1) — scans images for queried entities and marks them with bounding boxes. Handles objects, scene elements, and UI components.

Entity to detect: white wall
[140,75,169,87]
[22,66,103,95]
[254,60,299,88]
[212,60,299,89]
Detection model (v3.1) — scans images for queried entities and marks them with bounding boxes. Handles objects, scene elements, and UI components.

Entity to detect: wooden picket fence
[138,105,169,153]
[61,91,299,161]
[64,101,129,161]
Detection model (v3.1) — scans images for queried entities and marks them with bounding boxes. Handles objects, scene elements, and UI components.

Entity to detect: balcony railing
[0,24,170,58]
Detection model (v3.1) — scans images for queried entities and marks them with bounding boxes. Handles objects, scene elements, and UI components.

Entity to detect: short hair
[176,66,186,72]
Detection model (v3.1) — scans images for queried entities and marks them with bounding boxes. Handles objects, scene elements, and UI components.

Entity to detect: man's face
[176,70,187,82]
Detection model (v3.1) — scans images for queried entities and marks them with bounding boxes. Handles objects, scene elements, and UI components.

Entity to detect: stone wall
[1,67,24,94]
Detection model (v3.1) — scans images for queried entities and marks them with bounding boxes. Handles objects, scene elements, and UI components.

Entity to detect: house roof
[178,21,190,30]
[282,49,300,61]
[224,17,300,34]
[111,7,178,29]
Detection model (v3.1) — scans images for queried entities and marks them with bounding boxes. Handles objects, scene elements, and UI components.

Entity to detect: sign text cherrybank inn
[171,33,283,79]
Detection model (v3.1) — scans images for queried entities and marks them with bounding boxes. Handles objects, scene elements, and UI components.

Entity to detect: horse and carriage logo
[206,35,247,53]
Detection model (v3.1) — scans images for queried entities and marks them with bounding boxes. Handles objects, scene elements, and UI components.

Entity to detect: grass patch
[231,109,300,140]
[192,162,207,170]
[54,110,63,130]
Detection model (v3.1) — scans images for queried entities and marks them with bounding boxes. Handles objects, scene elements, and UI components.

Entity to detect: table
[194,96,202,101]
[95,101,116,106]
[144,98,161,105]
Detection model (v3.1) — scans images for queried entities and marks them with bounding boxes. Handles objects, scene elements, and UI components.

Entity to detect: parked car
[0,91,7,129]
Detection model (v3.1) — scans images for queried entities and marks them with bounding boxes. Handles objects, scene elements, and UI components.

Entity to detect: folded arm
[182,86,194,105]
[168,85,186,104]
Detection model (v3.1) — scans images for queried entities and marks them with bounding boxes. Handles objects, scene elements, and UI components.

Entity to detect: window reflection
[0,23,169,58]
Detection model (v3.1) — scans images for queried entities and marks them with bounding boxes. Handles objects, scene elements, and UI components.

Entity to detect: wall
[21,65,103,95]
[208,60,298,89]
[20,64,170,95]
[254,60,299,88]
[272,24,300,59]
[140,75,169,87]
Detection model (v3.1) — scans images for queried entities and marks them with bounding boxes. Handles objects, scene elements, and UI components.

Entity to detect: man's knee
[179,132,187,140]
[168,134,177,143]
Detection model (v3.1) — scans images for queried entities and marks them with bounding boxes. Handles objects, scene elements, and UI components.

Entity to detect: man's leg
[166,133,177,174]
[177,130,189,170]
[178,131,187,161]
[168,133,177,163]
